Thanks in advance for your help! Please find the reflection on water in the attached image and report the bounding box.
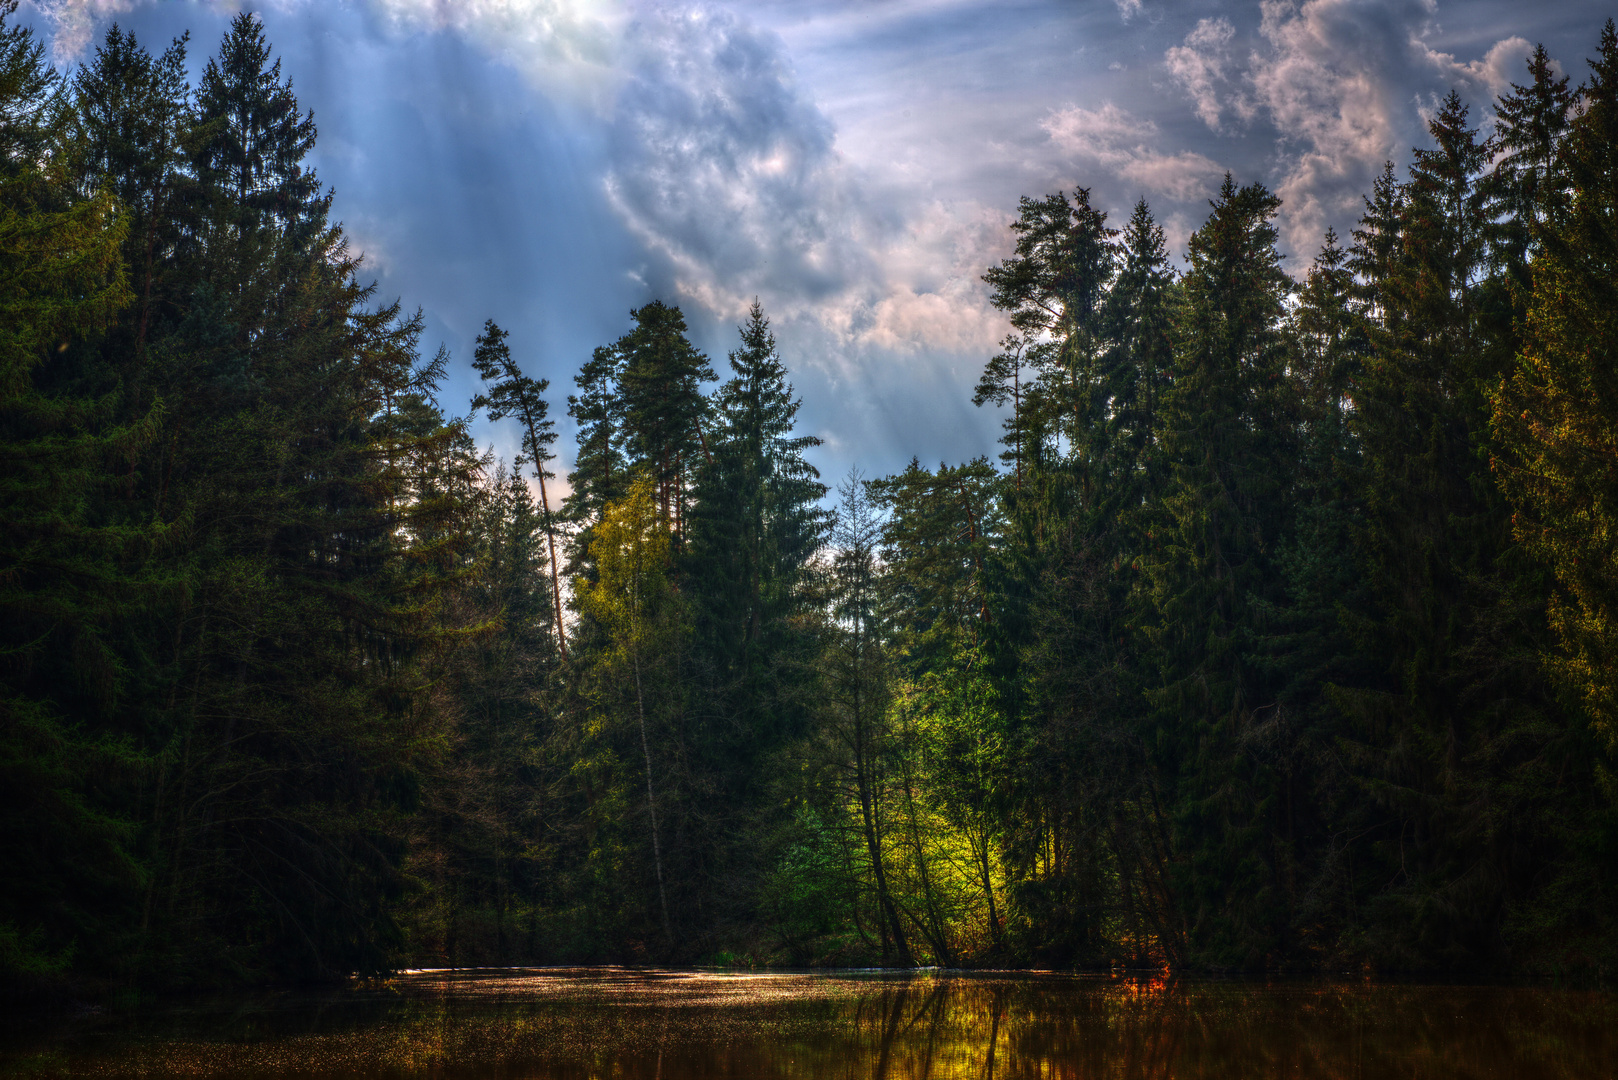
[2,968,1614,1078]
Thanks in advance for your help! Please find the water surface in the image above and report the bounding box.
[2,968,1613,1078]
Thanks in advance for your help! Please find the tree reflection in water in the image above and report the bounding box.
[2,969,1614,1078]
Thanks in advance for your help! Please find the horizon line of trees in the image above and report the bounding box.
[3,5,1617,993]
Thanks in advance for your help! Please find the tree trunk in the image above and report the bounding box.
[633,647,673,948]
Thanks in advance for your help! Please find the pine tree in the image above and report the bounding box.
[868,457,1002,674]
[973,334,1035,489]
[1348,162,1405,324]
[193,13,328,248]
[1096,199,1175,526]
[616,301,715,534]
[689,302,825,659]
[565,342,628,536]
[675,304,828,939]
[0,1,143,983]
[1142,175,1298,966]
[982,187,1117,475]
[1494,22,1618,778]
[1489,43,1575,286]
[471,319,566,660]
[121,15,484,982]
[69,25,193,361]
[1343,90,1562,968]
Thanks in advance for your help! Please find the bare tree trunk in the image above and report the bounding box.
[857,766,911,966]
[518,401,569,661]
[978,831,1003,948]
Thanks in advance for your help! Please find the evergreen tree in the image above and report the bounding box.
[0,2,142,984]
[575,478,687,950]
[119,15,484,983]
[818,470,912,964]
[1348,162,1405,324]
[973,334,1036,489]
[678,302,827,938]
[616,301,715,534]
[564,341,628,548]
[1095,199,1175,526]
[1494,22,1618,794]
[982,187,1116,474]
[868,457,1002,674]
[69,25,193,361]
[688,301,825,667]
[1343,90,1562,968]
[1489,43,1575,286]
[471,318,566,660]
[1142,176,1298,966]
[193,13,328,248]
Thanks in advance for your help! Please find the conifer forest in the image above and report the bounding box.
[5,5,1618,994]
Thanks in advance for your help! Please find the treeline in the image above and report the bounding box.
[2,3,1616,993]
[828,30,1618,972]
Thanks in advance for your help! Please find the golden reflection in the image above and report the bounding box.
[0,970,1614,1079]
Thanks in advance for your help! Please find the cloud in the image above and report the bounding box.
[1043,102,1226,202]
[25,0,137,60]
[606,9,851,303]
[1044,100,1156,147]
[1115,0,1142,20]
[368,0,623,105]
[603,7,1006,369]
[1194,0,1543,258]
[1420,30,1533,100]
[1164,16,1244,132]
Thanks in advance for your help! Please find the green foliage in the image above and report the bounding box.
[6,6,1618,990]
[471,318,565,659]
[616,301,716,531]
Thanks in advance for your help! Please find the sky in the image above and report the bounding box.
[17,0,1611,493]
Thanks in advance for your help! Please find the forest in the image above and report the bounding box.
[2,3,1617,995]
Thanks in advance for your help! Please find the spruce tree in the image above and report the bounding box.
[690,301,824,657]
[681,302,826,935]
[973,334,1035,489]
[69,25,193,360]
[193,13,328,248]
[1494,22,1618,779]
[1344,90,1562,968]
[0,2,143,982]
[616,301,715,534]
[1489,44,1575,286]
[1142,176,1298,966]
[1096,199,1174,526]
[564,342,627,537]
[868,457,1002,673]
[982,187,1116,476]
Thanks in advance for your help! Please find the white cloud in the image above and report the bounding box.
[368,0,624,105]
[1043,102,1226,202]
[1215,0,1540,258]
[1115,0,1143,20]
[25,0,137,60]
[1044,100,1157,148]
[1165,16,1242,132]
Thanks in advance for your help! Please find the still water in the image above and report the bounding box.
[2,968,1614,1078]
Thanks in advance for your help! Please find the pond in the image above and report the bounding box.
[2,968,1614,1078]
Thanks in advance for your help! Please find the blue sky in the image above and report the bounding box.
[19,0,1610,490]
